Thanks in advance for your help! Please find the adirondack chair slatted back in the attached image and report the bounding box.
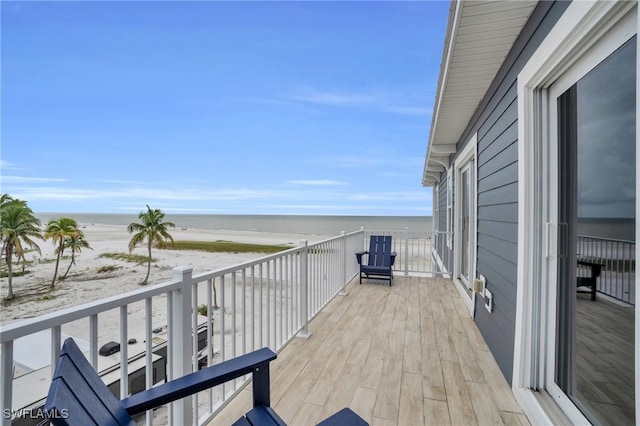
[355,235,396,286]
[45,339,136,425]
[369,236,393,267]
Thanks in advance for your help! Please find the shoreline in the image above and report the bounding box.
[0,223,332,324]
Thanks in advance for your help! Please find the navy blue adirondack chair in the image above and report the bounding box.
[44,338,367,426]
[356,236,397,286]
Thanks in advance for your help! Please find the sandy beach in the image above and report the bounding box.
[0,223,332,324]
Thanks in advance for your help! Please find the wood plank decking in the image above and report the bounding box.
[209,276,529,426]
[576,293,635,425]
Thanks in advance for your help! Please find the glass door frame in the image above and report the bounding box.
[512,2,638,424]
[453,133,477,315]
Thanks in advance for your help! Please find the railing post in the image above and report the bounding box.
[170,266,194,425]
[0,341,13,426]
[298,241,311,339]
[339,231,348,296]
[404,227,410,276]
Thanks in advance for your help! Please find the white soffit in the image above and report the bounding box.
[422,0,537,186]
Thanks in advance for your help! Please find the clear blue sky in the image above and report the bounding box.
[1,1,448,216]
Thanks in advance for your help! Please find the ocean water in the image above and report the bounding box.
[35,213,432,236]
[577,218,635,241]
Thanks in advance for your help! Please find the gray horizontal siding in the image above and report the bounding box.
[477,219,517,243]
[478,119,518,166]
[477,203,517,223]
[478,182,518,206]
[475,80,519,385]
[478,141,518,177]
[477,162,518,193]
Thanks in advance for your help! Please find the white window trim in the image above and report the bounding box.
[513,1,638,424]
[452,134,477,315]
[446,171,453,249]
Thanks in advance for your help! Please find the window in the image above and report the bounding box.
[447,172,453,248]
[453,134,477,308]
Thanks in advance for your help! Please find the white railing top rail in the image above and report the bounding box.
[577,234,635,244]
[0,279,182,343]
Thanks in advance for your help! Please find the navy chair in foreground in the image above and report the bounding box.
[45,338,367,426]
[355,235,397,286]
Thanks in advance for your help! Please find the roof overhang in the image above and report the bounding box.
[422,0,537,186]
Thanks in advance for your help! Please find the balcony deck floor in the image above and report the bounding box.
[210,276,529,426]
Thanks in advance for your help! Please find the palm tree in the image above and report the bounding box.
[0,197,42,299]
[128,205,175,285]
[0,193,16,209]
[45,217,80,287]
[61,234,92,279]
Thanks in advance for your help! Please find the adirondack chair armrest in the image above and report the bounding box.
[390,252,397,266]
[122,347,277,415]
[355,251,368,265]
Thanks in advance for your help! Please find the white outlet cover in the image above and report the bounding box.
[484,288,493,313]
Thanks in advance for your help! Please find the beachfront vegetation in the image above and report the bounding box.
[45,217,84,288]
[0,195,43,299]
[128,205,175,285]
[61,234,93,279]
[197,304,218,316]
[96,264,122,274]
[166,240,292,254]
[99,252,154,264]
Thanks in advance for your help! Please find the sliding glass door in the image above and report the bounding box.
[554,36,636,425]
[454,139,476,302]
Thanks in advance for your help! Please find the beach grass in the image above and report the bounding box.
[97,265,122,273]
[164,240,292,254]
[0,268,30,278]
[99,252,154,264]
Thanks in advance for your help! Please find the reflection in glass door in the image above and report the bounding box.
[555,36,636,425]
[461,167,470,283]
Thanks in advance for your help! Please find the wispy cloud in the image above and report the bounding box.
[275,86,431,117]
[347,191,427,202]
[114,205,227,213]
[11,186,293,202]
[2,175,67,184]
[288,87,376,107]
[0,160,17,170]
[333,155,424,169]
[286,179,347,186]
[386,106,433,116]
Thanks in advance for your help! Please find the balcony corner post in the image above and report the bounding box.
[0,341,13,426]
[298,241,312,339]
[170,266,194,425]
[339,231,348,296]
[404,227,410,276]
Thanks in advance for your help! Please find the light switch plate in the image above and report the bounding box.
[473,279,484,294]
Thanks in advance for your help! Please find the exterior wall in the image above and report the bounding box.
[474,82,519,384]
[446,0,571,384]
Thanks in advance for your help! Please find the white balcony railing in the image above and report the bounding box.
[577,235,636,304]
[363,228,432,275]
[0,229,367,426]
